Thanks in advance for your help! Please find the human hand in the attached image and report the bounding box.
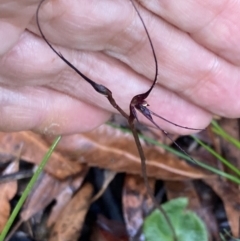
[0,0,239,135]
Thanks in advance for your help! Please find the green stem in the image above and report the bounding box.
[0,136,61,241]
[108,123,240,184]
[191,135,240,177]
[211,120,240,149]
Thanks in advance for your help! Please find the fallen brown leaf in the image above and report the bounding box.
[21,172,67,221]
[218,119,240,173]
[166,180,205,211]
[204,178,240,238]
[90,170,116,204]
[91,215,129,241]
[0,161,19,231]
[47,168,88,227]
[52,125,211,180]
[0,132,84,179]
[49,183,93,241]
[21,167,87,222]
[122,174,154,238]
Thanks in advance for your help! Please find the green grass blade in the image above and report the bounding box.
[140,133,240,184]
[107,123,240,184]
[0,135,61,241]
[211,120,240,149]
[191,135,240,177]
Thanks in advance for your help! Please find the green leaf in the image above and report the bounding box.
[143,197,208,241]
[0,136,61,241]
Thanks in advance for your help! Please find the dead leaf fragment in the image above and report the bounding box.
[0,161,19,231]
[0,132,84,179]
[21,172,68,221]
[166,180,203,212]
[218,119,240,173]
[122,174,154,238]
[204,178,240,238]
[47,168,88,227]
[90,170,116,204]
[53,125,211,180]
[21,167,87,222]
[49,183,93,241]
[92,215,129,241]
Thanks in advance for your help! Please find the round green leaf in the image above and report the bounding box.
[143,197,208,241]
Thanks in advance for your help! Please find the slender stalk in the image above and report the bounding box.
[129,122,177,240]
[211,120,240,149]
[0,136,61,241]
[192,135,240,177]
[108,123,240,184]
[36,0,177,238]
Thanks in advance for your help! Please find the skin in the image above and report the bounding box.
[0,0,240,135]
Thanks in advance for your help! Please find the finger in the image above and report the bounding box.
[29,0,133,51]
[0,85,110,135]
[103,3,240,118]
[29,0,240,118]
[0,0,39,55]
[1,31,211,134]
[138,0,240,65]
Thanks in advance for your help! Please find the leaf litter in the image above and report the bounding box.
[47,124,211,180]
[1,118,240,240]
[0,159,19,232]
